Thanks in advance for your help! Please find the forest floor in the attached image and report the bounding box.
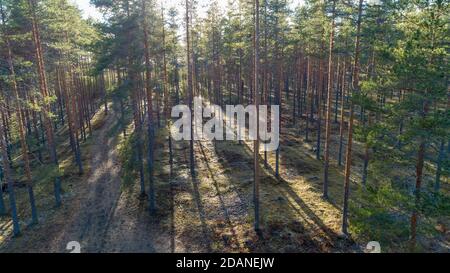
[0,106,173,252]
[0,99,448,253]
[0,103,358,252]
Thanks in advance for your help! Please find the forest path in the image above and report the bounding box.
[43,106,156,252]
[47,106,171,253]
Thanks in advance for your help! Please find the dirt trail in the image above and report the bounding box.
[44,109,124,252]
[46,109,170,253]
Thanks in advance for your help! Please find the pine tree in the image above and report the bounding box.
[28,0,62,207]
[323,0,337,200]
[1,1,38,223]
[253,0,261,232]
[342,0,364,236]
[0,99,20,236]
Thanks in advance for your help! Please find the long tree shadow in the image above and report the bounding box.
[259,137,345,212]
[165,138,213,252]
[197,140,243,250]
[190,174,213,252]
[242,139,354,242]
[212,140,350,252]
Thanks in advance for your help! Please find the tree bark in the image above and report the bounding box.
[0,106,20,236]
[323,0,336,200]
[342,0,364,235]
[253,0,260,232]
[186,0,195,176]
[29,0,62,206]
[142,0,155,214]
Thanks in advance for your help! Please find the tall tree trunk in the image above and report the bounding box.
[316,57,324,160]
[29,94,43,162]
[334,57,340,123]
[410,101,429,251]
[338,58,347,166]
[1,2,38,223]
[0,107,20,236]
[161,7,173,178]
[342,0,364,235]
[253,0,260,232]
[8,70,38,220]
[0,92,6,216]
[62,64,83,175]
[29,0,62,206]
[410,138,426,251]
[1,106,12,166]
[125,0,145,197]
[186,0,195,176]
[362,114,371,186]
[142,0,155,214]
[116,65,127,138]
[323,0,336,200]
[435,96,449,193]
[305,57,311,142]
[263,0,268,167]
